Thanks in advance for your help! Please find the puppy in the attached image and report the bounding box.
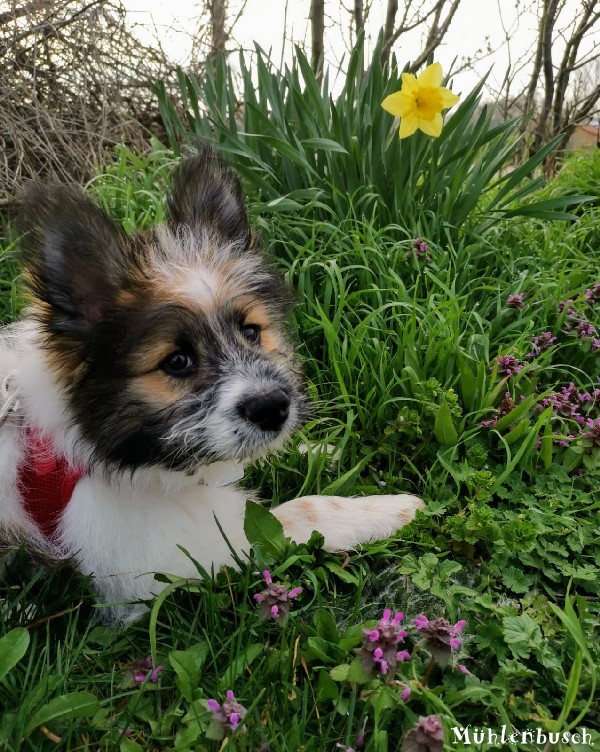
[0,147,424,621]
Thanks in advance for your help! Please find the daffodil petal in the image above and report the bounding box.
[399,114,419,139]
[417,62,442,88]
[439,88,460,109]
[400,72,418,93]
[393,92,416,117]
[382,91,413,117]
[418,113,443,138]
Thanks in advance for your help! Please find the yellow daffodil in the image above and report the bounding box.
[381,62,460,139]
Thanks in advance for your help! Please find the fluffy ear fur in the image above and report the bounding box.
[19,185,128,338]
[167,144,251,246]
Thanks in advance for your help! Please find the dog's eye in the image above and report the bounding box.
[161,351,196,376]
[242,324,261,345]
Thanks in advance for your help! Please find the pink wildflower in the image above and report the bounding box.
[129,656,163,685]
[577,321,597,339]
[401,715,444,752]
[207,690,247,738]
[507,293,525,309]
[412,238,431,263]
[413,615,467,665]
[253,570,302,624]
[527,331,557,358]
[358,608,409,678]
[582,418,600,449]
[492,355,523,378]
[584,283,600,304]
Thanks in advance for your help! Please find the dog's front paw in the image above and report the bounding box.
[271,493,424,551]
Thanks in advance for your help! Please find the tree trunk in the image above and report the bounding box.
[531,0,560,154]
[210,0,227,60]
[310,0,325,83]
[353,0,364,38]
[381,0,398,67]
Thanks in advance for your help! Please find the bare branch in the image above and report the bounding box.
[407,0,461,73]
[0,0,106,57]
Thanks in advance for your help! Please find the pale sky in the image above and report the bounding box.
[123,0,584,100]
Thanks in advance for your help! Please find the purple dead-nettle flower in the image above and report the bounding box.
[358,609,410,678]
[582,418,600,449]
[558,297,579,318]
[492,355,523,378]
[400,682,412,701]
[539,382,599,426]
[584,283,600,304]
[412,238,432,263]
[456,664,473,676]
[413,615,467,666]
[577,321,597,339]
[253,570,302,624]
[480,392,513,429]
[527,331,557,357]
[507,293,525,309]
[592,338,600,352]
[401,715,445,752]
[130,656,163,684]
[207,690,247,736]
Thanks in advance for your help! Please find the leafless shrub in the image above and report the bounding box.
[0,0,175,205]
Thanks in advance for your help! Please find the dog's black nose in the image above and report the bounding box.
[238,390,290,432]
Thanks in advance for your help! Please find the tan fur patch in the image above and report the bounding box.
[129,341,183,374]
[131,372,189,406]
[395,508,414,525]
[297,498,318,525]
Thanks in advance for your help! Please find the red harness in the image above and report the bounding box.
[18,429,86,539]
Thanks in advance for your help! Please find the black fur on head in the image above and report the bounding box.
[19,185,130,341]
[19,147,307,473]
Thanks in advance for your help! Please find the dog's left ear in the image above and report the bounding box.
[19,185,128,338]
[167,145,252,247]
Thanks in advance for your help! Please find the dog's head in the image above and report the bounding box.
[20,147,307,472]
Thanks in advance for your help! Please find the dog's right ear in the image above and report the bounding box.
[167,145,251,247]
[19,185,128,338]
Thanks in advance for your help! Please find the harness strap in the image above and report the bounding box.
[17,429,86,540]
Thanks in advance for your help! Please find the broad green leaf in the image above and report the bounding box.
[169,642,209,702]
[434,400,458,446]
[244,500,287,557]
[329,664,350,682]
[502,615,540,660]
[306,637,345,665]
[25,692,100,735]
[0,628,29,680]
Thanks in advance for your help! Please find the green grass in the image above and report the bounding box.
[1,116,600,752]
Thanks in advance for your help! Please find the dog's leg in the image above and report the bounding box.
[271,494,424,551]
